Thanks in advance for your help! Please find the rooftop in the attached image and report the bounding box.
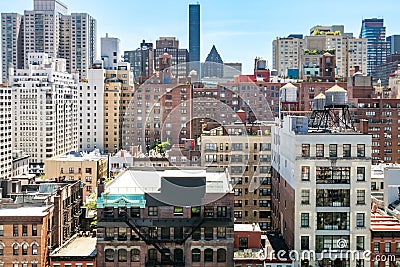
[234,223,261,232]
[105,167,232,195]
[51,236,97,257]
[0,205,52,217]
[48,150,105,162]
[371,210,400,231]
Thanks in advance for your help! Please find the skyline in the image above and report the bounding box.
[1,0,399,73]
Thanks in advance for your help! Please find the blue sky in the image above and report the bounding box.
[1,0,399,73]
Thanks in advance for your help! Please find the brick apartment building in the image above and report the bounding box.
[370,208,400,266]
[96,167,234,267]
[0,204,54,267]
[200,122,273,231]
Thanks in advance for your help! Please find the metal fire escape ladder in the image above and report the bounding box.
[125,218,177,266]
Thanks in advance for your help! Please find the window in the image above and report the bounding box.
[357,167,365,181]
[357,190,365,205]
[22,243,28,255]
[13,225,18,236]
[0,225,3,236]
[192,248,201,262]
[174,248,184,263]
[356,213,365,227]
[301,213,309,227]
[374,242,379,253]
[32,224,37,236]
[204,227,213,240]
[357,144,365,157]
[317,212,349,230]
[22,225,28,236]
[131,249,140,262]
[217,248,226,262]
[161,227,170,239]
[174,206,183,216]
[105,249,114,262]
[302,144,310,157]
[356,236,365,250]
[204,248,213,262]
[118,227,127,240]
[301,190,310,204]
[148,206,158,216]
[385,242,391,253]
[32,244,38,255]
[205,143,217,151]
[204,206,214,217]
[118,249,127,262]
[0,244,3,255]
[316,144,324,157]
[301,236,309,250]
[13,243,19,255]
[148,249,157,260]
[343,144,351,157]
[174,227,183,239]
[217,206,227,217]
[239,237,248,249]
[105,227,114,240]
[329,144,337,157]
[192,228,201,240]
[232,143,243,151]
[301,166,310,181]
[316,167,350,184]
[217,227,226,238]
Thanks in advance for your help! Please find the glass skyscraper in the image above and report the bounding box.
[360,18,389,80]
[189,3,200,75]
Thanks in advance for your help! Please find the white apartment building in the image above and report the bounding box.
[11,52,78,172]
[271,116,371,266]
[101,33,121,70]
[0,87,13,180]
[1,0,96,82]
[77,60,105,152]
[273,36,304,77]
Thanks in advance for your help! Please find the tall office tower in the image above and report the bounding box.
[188,3,200,75]
[0,87,12,180]
[272,35,304,78]
[1,0,96,82]
[77,60,105,152]
[360,18,389,80]
[271,86,371,266]
[101,33,121,70]
[200,122,273,231]
[387,35,400,55]
[203,45,223,78]
[154,37,189,78]
[11,53,78,173]
[124,40,154,83]
[1,13,24,82]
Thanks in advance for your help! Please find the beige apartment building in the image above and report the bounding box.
[44,151,107,202]
[103,62,135,154]
[200,122,273,231]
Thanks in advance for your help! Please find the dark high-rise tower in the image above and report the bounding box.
[189,3,200,74]
[360,18,389,80]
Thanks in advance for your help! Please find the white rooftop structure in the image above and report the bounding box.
[105,168,232,195]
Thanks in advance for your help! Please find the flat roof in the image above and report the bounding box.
[51,236,96,257]
[234,223,262,232]
[0,205,51,217]
[106,167,232,195]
